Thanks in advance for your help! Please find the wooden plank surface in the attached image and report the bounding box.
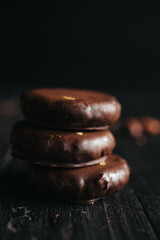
[0,89,160,240]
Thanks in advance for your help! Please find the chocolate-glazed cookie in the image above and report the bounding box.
[20,88,121,129]
[11,121,116,167]
[25,154,130,204]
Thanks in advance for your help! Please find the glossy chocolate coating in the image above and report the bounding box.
[25,154,130,204]
[11,121,116,165]
[20,88,121,129]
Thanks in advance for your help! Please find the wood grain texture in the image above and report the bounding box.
[0,90,160,240]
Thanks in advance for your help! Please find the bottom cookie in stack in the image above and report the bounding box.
[25,155,130,204]
[10,121,130,204]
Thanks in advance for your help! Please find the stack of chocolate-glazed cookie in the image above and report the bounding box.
[10,89,130,204]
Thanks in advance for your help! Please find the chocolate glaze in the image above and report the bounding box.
[25,154,130,204]
[41,125,109,131]
[16,153,108,168]
[11,121,116,165]
[20,88,121,129]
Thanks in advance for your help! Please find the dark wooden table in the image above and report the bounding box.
[0,87,160,240]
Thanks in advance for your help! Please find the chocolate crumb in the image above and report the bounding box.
[141,117,160,136]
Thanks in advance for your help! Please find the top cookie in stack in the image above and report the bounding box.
[20,88,121,130]
[10,88,130,204]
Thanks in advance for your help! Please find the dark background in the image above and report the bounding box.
[1,1,160,91]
